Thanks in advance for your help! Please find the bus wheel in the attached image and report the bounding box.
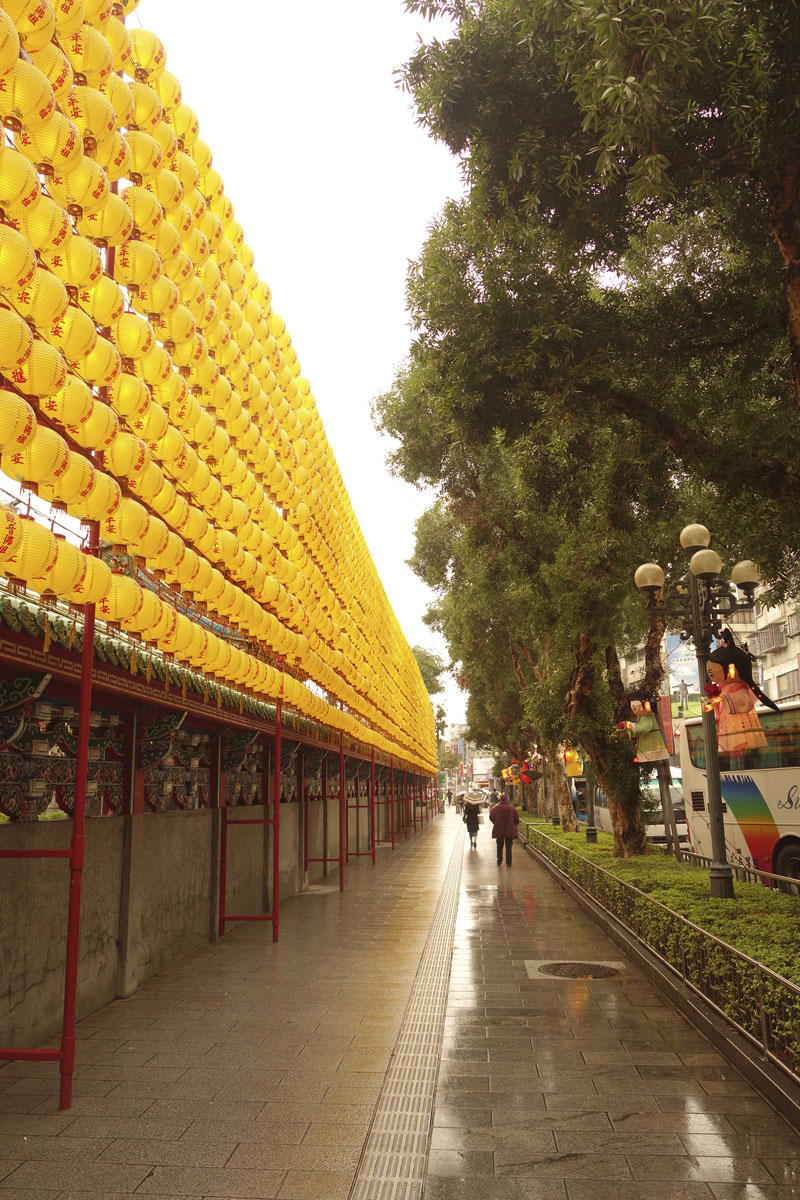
[774,841,800,893]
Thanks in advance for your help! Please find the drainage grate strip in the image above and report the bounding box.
[349,832,463,1200]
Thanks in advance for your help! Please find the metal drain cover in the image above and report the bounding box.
[539,961,618,979]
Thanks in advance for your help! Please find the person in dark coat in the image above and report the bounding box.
[490,792,520,865]
[463,800,481,848]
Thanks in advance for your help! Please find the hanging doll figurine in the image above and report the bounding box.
[706,629,779,756]
[630,698,670,762]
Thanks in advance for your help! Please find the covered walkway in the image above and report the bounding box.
[1,808,799,1199]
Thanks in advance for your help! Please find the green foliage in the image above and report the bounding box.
[412,645,447,695]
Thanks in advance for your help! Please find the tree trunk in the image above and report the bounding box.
[584,731,646,856]
[554,761,578,832]
[769,164,800,405]
[565,632,647,855]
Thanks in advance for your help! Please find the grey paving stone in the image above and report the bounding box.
[626,1154,776,1183]
[565,1184,714,1200]
[134,1166,284,1196]
[276,1169,353,1199]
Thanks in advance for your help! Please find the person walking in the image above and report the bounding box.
[490,792,519,865]
[463,799,481,848]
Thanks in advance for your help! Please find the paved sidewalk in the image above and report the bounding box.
[1,808,799,1199]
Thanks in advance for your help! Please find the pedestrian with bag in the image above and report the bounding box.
[463,798,481,848]
[490,792,519,865]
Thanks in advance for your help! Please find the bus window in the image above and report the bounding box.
[685,709,800,771]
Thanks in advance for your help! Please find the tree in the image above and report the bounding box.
[412,645,447,695]
[399,0,800,576]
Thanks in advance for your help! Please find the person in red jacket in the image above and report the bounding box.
[490,792,519,865]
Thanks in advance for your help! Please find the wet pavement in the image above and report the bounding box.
[1,807,799,1198]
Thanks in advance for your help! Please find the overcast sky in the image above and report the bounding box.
[134,0,468,727]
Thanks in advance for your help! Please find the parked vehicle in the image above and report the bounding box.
[679,702,800,880]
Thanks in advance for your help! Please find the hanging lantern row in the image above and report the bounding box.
[0,0,435,769]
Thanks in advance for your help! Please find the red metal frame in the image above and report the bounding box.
[376,754,395,849]
[338,731,344,891]
[0,522,99,1109]
[304,750,343,883]
[345,755,374,861]
[218,700,281,943]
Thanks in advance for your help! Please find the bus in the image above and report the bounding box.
[679,702,800,880]
[580,772,688,847]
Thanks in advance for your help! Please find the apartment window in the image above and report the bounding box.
[776,669,800,699]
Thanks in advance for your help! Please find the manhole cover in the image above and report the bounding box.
[538,961,619,979]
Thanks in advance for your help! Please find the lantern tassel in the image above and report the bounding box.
[130,645,137,676]
[203,678,209,704]
[146,654,152,683]
[42,613,50,655]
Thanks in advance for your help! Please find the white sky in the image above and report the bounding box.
[134,0,468,726]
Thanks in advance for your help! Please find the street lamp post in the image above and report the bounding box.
[635,524,761,901]
[585,776,598,844]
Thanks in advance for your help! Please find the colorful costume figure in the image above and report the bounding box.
[631,699,669,762]
[706,632,778,756]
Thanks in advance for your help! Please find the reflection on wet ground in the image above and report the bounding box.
[430,815,800,1199]
[0,808,798,1199]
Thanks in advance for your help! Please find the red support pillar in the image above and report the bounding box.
[389,755,396,850]
[370,747,376,865]
[59,521,98,1110]
[413,773,417,833]
[338,731,345,892]
[272,701,281,943]
[300,750,308,875]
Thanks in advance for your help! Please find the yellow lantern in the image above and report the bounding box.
[0,504,22,564]
[171,102,199,147]
[10,339,67,398]
[129,28,166,79]
[144,166,182,215]
[151,117,177,166]
[133,513,169,559]
[107,371,150,419]
[71,466,121,521]
[133,272,179,317]
[154,530,184,572]
[97,572,143,623]
[0,143,41,216]
[133,400,168,442]
[0,309,33,373]
[145,218,181,264]
[75,273,124,326]
[38,375,95,438]
[0,516,57,579]
[128,78,162,129]
[100,496,148,546]
[48,157,109,217]
[82,0,112,28]
[67,397,118,449]
[0,9,20,75]
[162,248,193,288]
[90,128,131,183]
[63,553,111,605]
[149,422,184,465]
[43,304,98,365]
[125,128,162,183]
[53,0,84,37]
[127,456,164,505]
[2,422,68,484]
[0,389,36,452]
[76,190,134,247]
[79,333,120,387]
[113,238,162,289]
[62,84,115,146]
[39,448,95,505]
[41,231,102,290]
[61,23,112,90]
[28,535,85,596]
[121,586,162,636]
[160,488,187,530]
[121,183,162,235]
[0,225,36,296]
[19,198,68,261]
[132,342,172,386]
[104,12,132,73]
[17,112,83,185]
[111,310,155,359]
[153,68,181,113]
[4,0,55,53]
[104,430,150,481]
